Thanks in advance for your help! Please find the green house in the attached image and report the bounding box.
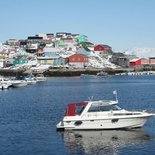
[13,58,28,65]
[17,49,27,56]
[77,35,87,43]
[56,40,65,47]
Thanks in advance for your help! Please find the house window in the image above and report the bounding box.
[78,58,80,61]
[72,58,75,61]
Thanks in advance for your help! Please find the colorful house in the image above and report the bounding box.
[130,58,142,66]
[43,47,60,57]
[37,56,66,66]
[13,57,29,65]
[141,58,150,65]
[149,57,155,65]
[38,39,52,46]
[17,49,27,56]
[61,38,76,46]
[77,35,88,43]
[67,54,89,68]
[94,44,112,56]
[78,49,94,56]
[56,40,65,47]
[0,55,6,68]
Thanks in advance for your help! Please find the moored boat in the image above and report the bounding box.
[11,80,27,87]
[96,71,108,77]
[57,91,155,131]
[0,83,2,89]
[25,75,37,84]
[35,74,46,82]
[0,77,12,89]
[2,83,11,89]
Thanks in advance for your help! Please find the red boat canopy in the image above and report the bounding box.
[65,102,88,116]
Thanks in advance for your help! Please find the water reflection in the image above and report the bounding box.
[60,129,150,155]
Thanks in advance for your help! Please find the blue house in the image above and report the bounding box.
[78,49,94,56]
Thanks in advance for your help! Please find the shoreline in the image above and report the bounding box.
[0,68,134,77]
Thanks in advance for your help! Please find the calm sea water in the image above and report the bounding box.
[0,75,155,155]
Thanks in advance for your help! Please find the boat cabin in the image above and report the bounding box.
[65,102,88,116]
[64,100,121,116]
[88,101,121,112]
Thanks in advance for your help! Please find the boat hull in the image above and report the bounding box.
[2,83,11,89]
[57,115,151,130]
[12,81,27,87]
[26,80,37,85]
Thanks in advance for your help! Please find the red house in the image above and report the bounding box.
[149,57,155,65]
[67,54,89,68]
[94,44,112,51]
[94,44,112,56]
[130,58,142,66]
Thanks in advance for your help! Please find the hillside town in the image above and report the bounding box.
[0,32,155,75]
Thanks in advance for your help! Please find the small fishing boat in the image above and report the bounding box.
[57,91,155,130]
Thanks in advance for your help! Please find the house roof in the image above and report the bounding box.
[94,44,111,48]
[39,39,51,43]
[69,53,89,58]
[37,56,60,60]
[43,47,60,52]
[61,38,73,40]
[130,58,141,62]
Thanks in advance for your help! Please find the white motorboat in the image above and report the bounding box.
[2,83,11,89]
[25,76,37,85]
[11,80,28,87]
[26,79,37,85]
[0,83,2,89]
[57,91,154,130]
[0,77,12,89]
[96,71,108,77]
[35,74,46,82]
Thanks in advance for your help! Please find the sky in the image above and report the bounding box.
[0,0,155,50]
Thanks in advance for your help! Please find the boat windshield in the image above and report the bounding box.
[65,102,87,116]
[88,104,121,112]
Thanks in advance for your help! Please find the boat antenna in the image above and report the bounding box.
[88,96,93,101]
[113,90,118,102]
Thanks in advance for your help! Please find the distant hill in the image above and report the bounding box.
[123,47,155,58]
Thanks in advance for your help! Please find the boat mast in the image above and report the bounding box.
[88,96,93,101]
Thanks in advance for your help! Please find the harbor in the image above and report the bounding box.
[1,0,155,154]
[0,76,155,155]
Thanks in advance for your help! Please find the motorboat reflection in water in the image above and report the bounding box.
[61,129,150,154]
[57,91,155,130]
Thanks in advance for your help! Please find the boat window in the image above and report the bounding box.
[76,106,85,115]
[88,105,121,112]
